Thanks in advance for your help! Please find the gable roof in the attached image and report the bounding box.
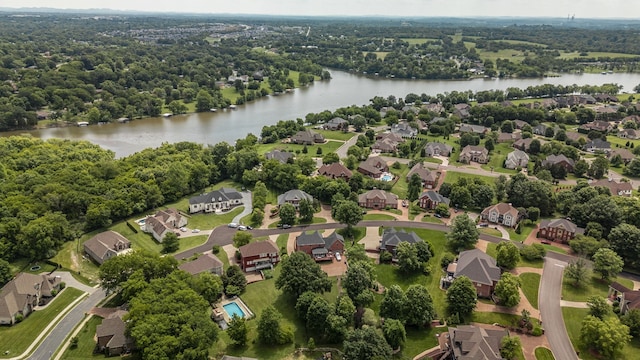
[448,325,507,360]
[506,150,529,163]
[584,138,611,150]
[358,157,388,176]
[178,253,223,275]
[541,154,574,168]
[459,124,488,134]
[481,203,519,220]
[96,313,134,351]
[419,190,450,205]
[380,228,422,248]
[277,189,313,205]
[358,189,398,205]
[590,178,633,195]
[296,231,344,249]
[189,187,242,205]
[292,129,324,143]
[539,219,584,235]
[265,150,294,164]
[407,163,436,182]
[460,145,488,158]
[424,142,453,156]
[0,273,61,320]
[454,249,501,286]
[239,240,279,258]
[84,231,131,261]
[318,162,353,179]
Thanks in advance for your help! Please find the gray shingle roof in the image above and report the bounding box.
[454,249,501,286]
[277,189,313,205]
[380,228,422,248]
[189,187,242,205]
[419,190,450,205]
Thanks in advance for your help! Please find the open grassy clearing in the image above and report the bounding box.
[477,49,527,63]
[400,38,440,44]
[312,129,356,141]
[0,288,85,359]
[390,163,410,199]
[480,142,518,175]
[607,134,640,149]
[443,170,497,186]
[479,227,502,237]
[562,274,633,302]
[255,140,343,157]
[422,214,444,224]
[558,51,640,59]
[491,39,548,48]
[506,224,535,243]
[534,347,555,360]
[519,273,540,309]
[363,213,396,221]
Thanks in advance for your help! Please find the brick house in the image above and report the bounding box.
[96,313,136,356]
[423,142,453,157]
[407,163,438,188]
[541,154,575,173]
[358,189,398,209]
[418,190,450,210]
[537,218,584,244]
[239,240,280,272]
[449,249,501,298]
[318,162,353,180]
[357,157,389,178]
[480,203,520,228]
[295,231,344,261]
[379,228,422,255]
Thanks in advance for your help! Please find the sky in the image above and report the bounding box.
[2,0,638,19]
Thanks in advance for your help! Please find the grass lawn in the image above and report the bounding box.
[480,142,518,175]
[479,227,502,237]
[51,242,100,286]
[422,214,444,224]
[562,307,640,360]
[313,129,356,141]
[372,51,389,60]
[363,213,396,221]
[562,275,633,302]
[443,171,497,186]
[60,316,111,360]
[478,49,527,63]
[400,38,440,45]
[424,157,443,164]
[390,163,410,199]
[175,235,209,253]
[534,347,555,360]
[607,135,640,149]
[401,326,449,359]
[276,233,289,253]
[540,243,567,255]
[255,140,342,157]
[519,273,541,309]
[471,311,522,327]
[486,243,543,268]
[507,224,536,243]
[558,51,640,60]
[0,288,85,358]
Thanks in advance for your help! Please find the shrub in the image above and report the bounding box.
[308,337,316,350]
[212,245,221,254]
[520,244,546,261]
[531,326,543,336]
[235,250,241,260]
[441,252,456,268]
[380,251,393,263]
[59,282,66,290]
[15,314,24,323]
[70,336,79,348]
[422,262,432,275]
[225,285,241,297]
[51,289,58,297]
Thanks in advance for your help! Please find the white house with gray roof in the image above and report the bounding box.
[424,142,453,157]
[189,188,243,214]
[277,189,313,209]
[504,150,529,169]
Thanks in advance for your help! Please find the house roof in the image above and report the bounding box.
[506,150,529,163]
[277,189,313,205]
[608,148,635,161]
[423,142,453,155]
[481,203,519,220]
[96,313,134,350]
[407,163,436,182]
[541,154,575,168]
[380,228,422,248]
[497,132,521,142]
[460,145,488,158]
[318,162,353,179]
[178,253,223,275]
[454,249,501,286]
[539,219,583,234]
[358,157,388,176]
[373,137,399,152]
[296,231,344,249]
[419,190,450,205]
[0,273,61,320]
[358,189,398,205]
[459,124,488,134]
[189,187,242,205]
[584,138,611,150]
[292,129,324,143]
[448,325,507,360]
[239,240,279,258]
[590,179,633,195]
[265,150,294,164]
[84,231,131,260]
[327,117,347,126]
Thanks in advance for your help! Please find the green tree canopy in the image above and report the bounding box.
[446,276,477,319]
[494,273,521,307]
[496,241,520,270]
[276,251,331,299]
[446,215,479,252]
[592,247,624,281]
[343,327,393,360]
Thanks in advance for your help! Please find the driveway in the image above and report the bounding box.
[335,134,359,159]
[232,191,253,224]
[539,257,578,360]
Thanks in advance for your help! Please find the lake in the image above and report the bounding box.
[4,70,640,158]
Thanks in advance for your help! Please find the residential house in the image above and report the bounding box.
[609,282,640,315]
[239,240,280,272]
[537,219,584,244]
[379,228,422,255]
[579,121,612,133]
[565,131,586,143]
[439,325,508,360]
[143,209,187,243]
[618,128,640,140]
[358,157,389,178]
[450,249,501,297]
[453,103,471,118]
[189,188,243,214]
[178,253,224,276]
[459,145,489,164]
[541,98,558,109]
[608,148,635,164]
[407,163,438,188]
[481,203,520,227]
[622,114,640,125]
[423,103,444,114]
[533,124,548,135]
[277,189,314,208]
[265,150,294,164]
[376,132,405,143]
[459,124,489,135]
[541,154,575,172]
[504,150,529,169]
[358,189,398,209]
[96,313,136,356]
[418,190,450,210]
[595,94,619,103]
[583,138,611,153]
[323,117,348,131]
[318,162,353,180]
[0,273,62,325]
[497,132,521,143]
[424,142,453,157]
[595,106,618,120]
[391,122,418,138]
[84,231,131,265]
[372,137,401,153]
[291,129,325,145]
[295,231,344,261]
[590,179,633,197]
[512,138,536,152]
[513,120,528,129]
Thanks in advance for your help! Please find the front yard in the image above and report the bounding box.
[562,274,633,302]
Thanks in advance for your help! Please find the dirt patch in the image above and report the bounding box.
[70,251,80,271]
[320,258,347,277]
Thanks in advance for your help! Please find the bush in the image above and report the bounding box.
[380,251,393,263]
[70,336,79,348]
[308,337,316,350]
[15,314,24,323]
[278,325,294,345]
[59,282,66,290]
[363,308,378,327]
[235,250,241,260]
[225,285,241,297]
[531,326,543,336]
[422,262,432,275]
[441,252,456,268]
[520,244,546,261]
[212,245,221,254]
[51,289,58,297]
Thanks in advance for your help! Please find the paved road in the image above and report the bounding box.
[539,257,578,360]
[335,133,359,159]
[27,288,107,360]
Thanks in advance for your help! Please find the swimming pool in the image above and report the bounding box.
[223,302,246,318]
[380,173,393,181]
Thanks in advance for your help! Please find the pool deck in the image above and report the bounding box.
[214,296,254,324]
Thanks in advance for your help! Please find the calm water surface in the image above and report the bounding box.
[5,70,640,157]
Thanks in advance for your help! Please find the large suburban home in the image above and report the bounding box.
[372,137,401,153]
[504,150,529,169]
[143,208,187,242]
[513,138,546,152]
[537,218,584,244]
[609,282,640,315]
[618,128,640,140]
[295,231,345,261]
[96,312,136,356]
[459,124,489,135]
[418,190,450,210]
[189,187,243,214]
[0,273,62,325]
[357,157,389,178]
[84,231,131,265]
[583,138,611,153]
[497,132,521,143]
[291,129,325,145]
[424,142,453,157]
[459,145,489,164]
[579,120,612,133]
[265,149,294,164]
[323,117,348,131]
[453,103,471,118]
[277,189,314,208]
[533,124,548,135]
[358,189,398,209]
[448,249,501,297]
[318,162,353,180]
[541,154,575,172]
[239,240,280,272]
[513,120,528,129]
[429,325,508,360]
[590,178,633,197]
[608,148,636,164]
[178,253,224,276]
[379,228,422,255]
[407,163,438,188]
[481,203,520,227]
[391,122,418,138]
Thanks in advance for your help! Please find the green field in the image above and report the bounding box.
[313,129,357,141]
[255,139,343,156]
[477,49,527,63]
[491,39,548,48]
[422,214,444,224]
[443,171,497,186]
[486,242,543,269]
[534,347,555,360]
[363,213,396,221]
[479,227,502,237]
[558,51,640,60]
[400,38,440,45]
[480,142,519,175]
[562,275,633,302]
[0,288,85,359]
[519,273,541,309]
[389,163,410,199]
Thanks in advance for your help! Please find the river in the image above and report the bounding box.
[4,70,640,158]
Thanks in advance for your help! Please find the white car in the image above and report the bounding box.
[180,227,187,232]
[228,223,238,228]
[335,252,342,261]
[192,229,200,233]
[237,225,247,231]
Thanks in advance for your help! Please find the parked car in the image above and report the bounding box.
[282,224,292,229]
[335,252,342,261]
[192,229,200,233]
[402,200,408,207]
[228,223,238,228]
[238,225,247,231]
[246,225,253,230]
[434,213,442,218]
[479,223,489,227]
[180,227,187,232]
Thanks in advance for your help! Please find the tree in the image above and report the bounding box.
[0,259,11,287]
[322,152,340,164]
[587,296,611,320]
[621,309,640,337]
[404,284,435,327]
[608,223,640,268]
[276,251,331,299]
[192,272,223,304]
[414,240,432,263]
[588,156,609,179]
[343,262,374,307]
[592,248,624,281]
[435,203,450,217]
[496,241,520,270]
[494,273,521,307]
[222,265,247,296]
[380,285,408,322]
[519,243,546,261]
[449,186,472,209]
[447,276,477,319]
[298,198,314,223]
[569,235,608,258]
[99,251,178,293]
[484,138,495,152]
[407,173,422,202]
[500,335,522,360]
[332,200,363,238]
[529,139,541,154]
[447,215,479,252]
[335,295,356,326]
[573,159,589,177]
[472,184,494,209]
[306,296,332,335]
[195,90,213,112]
[382,318,406,350]
[227,314,248,346]
[343,327,393,360]
[565,258,590,288]
[279,203,297,226]
[581,315,630,358]
[257,305,293,345]
[233,231,252,248]
[397,242,421,273]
